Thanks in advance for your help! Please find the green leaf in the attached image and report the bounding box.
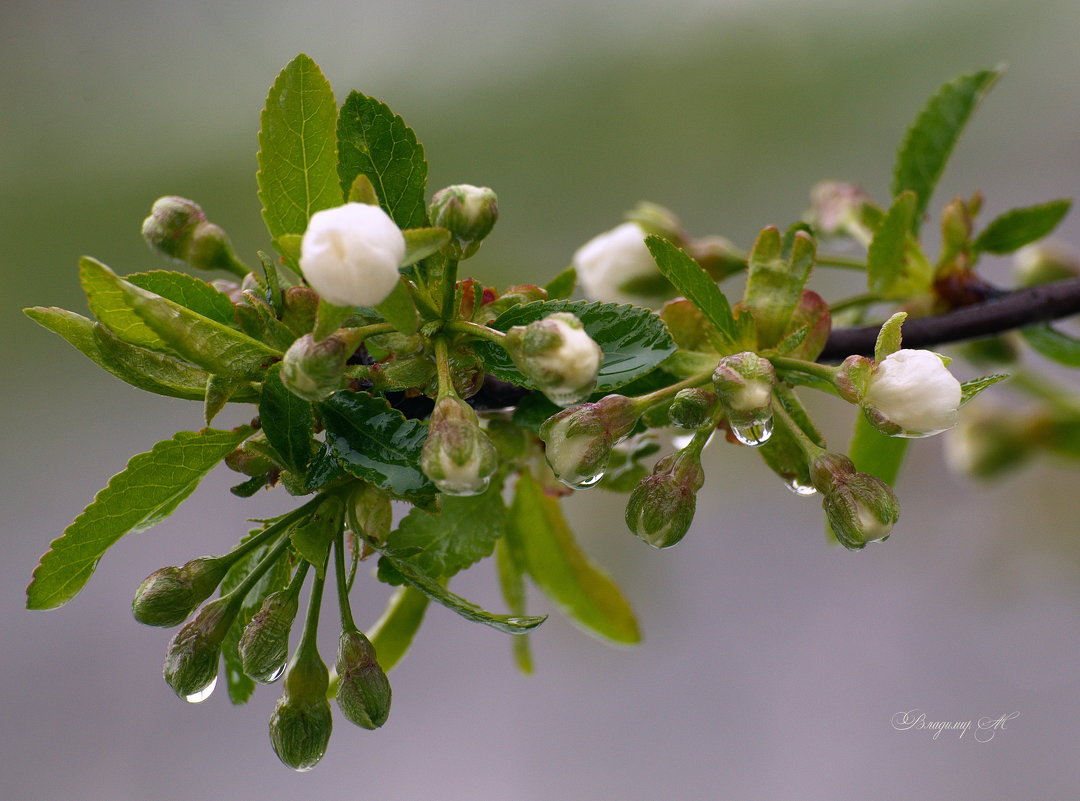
[257,54,341,243]
[312,298,353,341]
[744,227,816,348]
[259,368,313,474]
[867,192,924,298]
[366,585,430,673]
[645,236,737,350]
[290,496,344,577]
[127,271,238,327]
[506,469,641,645]
[760,387,825,493]
[347,173,380,205]
[26,426,253,610]
[495,538,533,674]
[370,542,546,635]
[892,67,1003,230]
[377,483,506,585]
[204,375,244,424]
[874,311,908,363]
[959,373,1008,406]
[544,266,577,300]
[974,199,1072,254]
[303,442,348,493]
[320,391,435,497]
[80,257,173,353]
[1021,324,1080,367]
[848,413,908,486]
[474,299,676,393]
[337,91,429,230]
[659,298,720,352]
[374,278,419,335]
[401,227,450,267]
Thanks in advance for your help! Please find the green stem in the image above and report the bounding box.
[829,292,882,314]
[333,530,358,634]
[297,569,326,654]
[406,279,442,320]
[337,322,397,349]
[440,258,460,320]
[768,355,839,385]
[442,319,507,345]
[633,370,714,410]
[433,336,456,400]
[220,493,325,583]
[772,396,826,460]
[816,253,868,270]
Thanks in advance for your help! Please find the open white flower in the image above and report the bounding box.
[862,349,961,438]
[300,203,405,307]
[572,222,662,305]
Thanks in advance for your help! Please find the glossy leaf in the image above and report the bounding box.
[320,391,435,496]
[474,299,675,393]
[1021,324,1080,367]
[366,585,430,673]
[259,368,313,474]
[377,484,506,586]
[26,426,253,610]
[874,312,908,363]
[303,442,348,493]
[867,192,923,298]
[257,53,341,242]
[646,236,736,351]
[960,373,1009,406]
[495,538,533,674]
[337,91,429,230]
[506,469,641,645]
[892,67,1003,230]
[974,199,1072,254]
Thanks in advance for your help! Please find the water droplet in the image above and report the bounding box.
[731,417,774,447]
[785,478,818,496]
[266,663,286,683]
[184,675,217,704]
[670,432,695,450]
[434,473,492,497]
[560,472,604,490]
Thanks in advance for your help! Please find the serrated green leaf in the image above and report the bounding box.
[127,271,238,327]
[867,192,924,298]
[974,199,1072,254]
[474,299,675,393]
[290,496,343,577]
[848,413,908,486]
[80,257,173,352]
[744,227,816,348]
[82,259,280,378]
[377,483,506,586]
[959,373,1009,405]
[257,54,341,243]
[259,368,313,474]
[892,67,1003,230]
[506,469,640,645]
[1021,324,1080,367]
[303,442,348,493]
[494,538,533,674]
[26,426,253,610]
[544,266,577,300]
[337,91,428,230]
[645,236,736,351]
[204,375,244,424]
[874,312,908,363]
[366,585,430,673]
[320,391,435,496]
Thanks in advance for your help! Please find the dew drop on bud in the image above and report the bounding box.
[560,471,605,490]
[731,418,774,447]
[184,675,218,704]
[785,478,818,496]
[266,663,287,683]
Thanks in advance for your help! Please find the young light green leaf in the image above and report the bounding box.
[645,236,736,351]
[320,391,435,497]
[495,538,533,674]
[204,375,246,424]
[337,91,429,230]
[290,496,344,577]
[873,312,908,364]
[545,265,577,300]
[744,227,816,348]
[402,227,450,267]
[348,173,380,205]
[366,585,430,673]
[377,484,506,585]
[973,199,1072,254]
[80,257,175,352]
[867,192,924,298]
[259,368,313,474]
[373,278,419,335]
[959,373,1009,406]
[848,413,908,486]
[127,271,238,327]
[257,53,341,243]
[1021,324,1080,367]
[506,469,641,645]
[892,67,1003,230]
[26,426,253,610]
[474,299,675,393]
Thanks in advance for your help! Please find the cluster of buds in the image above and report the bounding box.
[142,196,248,277]
[810,452,900,551]
[131,556,230,627]
[624,444,707,549]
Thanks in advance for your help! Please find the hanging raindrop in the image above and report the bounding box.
[731,417,774,447]
[184,675,218,704]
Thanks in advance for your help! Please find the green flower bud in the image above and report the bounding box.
[239,589,301,683]
[420,396,499,496]
[162,597,236,699]
[810,452,899,551]
[269,648,332,772]
[335,629,391,730]
[224,441,276,477]
[504,312,603,407]
[280,334,352,402]
[834,355,873,404]
[538,394,640,489]
[624,448,706,548]
[141,196,246,276]
[133,556,229,627]
[281,286,320,336]
[668,388,719,430]
[428,184,499,259]
[712,352,777,447]
[369,354,437,392]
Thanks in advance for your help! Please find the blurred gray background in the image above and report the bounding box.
[4,0,1080,798]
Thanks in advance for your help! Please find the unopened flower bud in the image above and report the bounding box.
[224,441,276,477]
[133,556,229,627]
[572,221,669,306]
[349,484,392,543]
[668,388,719,429]
[428,184,499,259]
[940,196,974,260]
[504,312,602,406]
[420,396,499,496]
[281,334,352,402]
[539,394,640,489]
[142,196,246,275]
[834,354,873,404]
[369,354,437,392]
[299,202,405,307]
[281,286,320,336]
[162,597,236,699]
[862,349,961,438]
[810,452,899,551]
[624,448,706,548]
[239,589,301,683]
[712,352,777,446]
[269,648,332,772]
[335,629,391,729]
[1014,241,1080,287]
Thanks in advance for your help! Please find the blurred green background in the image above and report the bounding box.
[4,1,1080,799]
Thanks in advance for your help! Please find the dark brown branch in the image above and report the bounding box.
[819,277,1080,361]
